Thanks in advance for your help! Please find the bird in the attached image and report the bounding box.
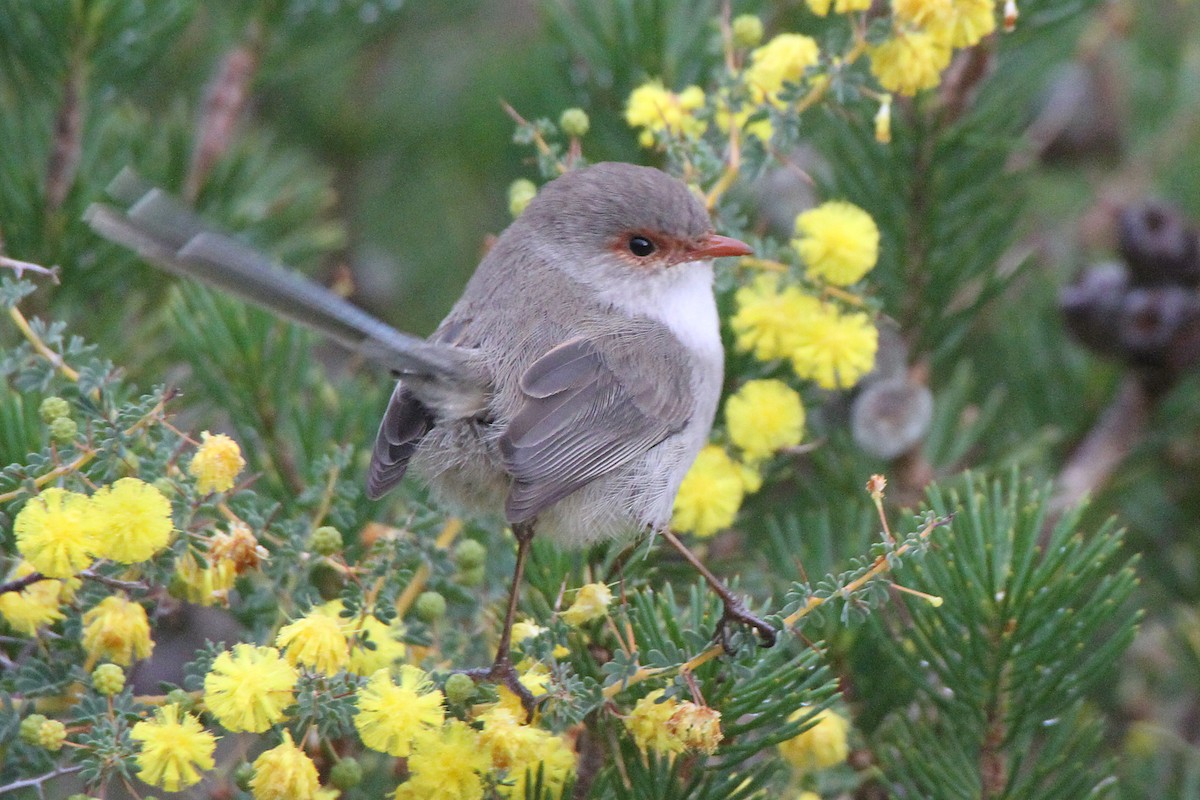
[85,162,776,711]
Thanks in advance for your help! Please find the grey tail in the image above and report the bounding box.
[83,168,479,392]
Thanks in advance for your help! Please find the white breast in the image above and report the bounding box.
[598,261,722,362]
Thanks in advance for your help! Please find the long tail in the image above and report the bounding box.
[84,169,483,399]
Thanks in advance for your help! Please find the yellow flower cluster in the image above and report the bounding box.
[731,274,878,390]
[12,478,174,580]
[624,689,724,755]
[745,33,821,107]
[778,707,851,773]
[131,703,217,792]
[189,430,246,494]
[276,609,350,676]
[671,444,761,538]
[355,666,446,757]
[794,201,881,286]
[393,720,490,800]
[807,0,871,15]
[478,706,576,799]
[251,731,323,800]
[871,0,999,95]
[560,582,613,626]
[82,594,154,666]
[625,80,707,148]
[0,560,77,635]
[725,379,806,462]
[203,643,298,732]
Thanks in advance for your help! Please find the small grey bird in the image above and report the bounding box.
[86,162,775,709]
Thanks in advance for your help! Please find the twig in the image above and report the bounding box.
[0,255,60,283]
[0,765,84,797]
[80,569,148,592]
[0,570,49,596]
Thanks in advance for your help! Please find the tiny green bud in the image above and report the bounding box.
[458,564,486,587]
[233,762,256,792]
[310,525,343,556]
[19,714,48,745]
[39,396,71,423]
[35,717,67,751]
[49,416,77,444]
[454,539,487,569]
[732,14,764,48]
[92,663,126,696]
[330,757,363,790]
[166,688,195,712]
[444,672,476,704]
[414,590,447,622]
[559,107,590,138]
[508,179,537,218]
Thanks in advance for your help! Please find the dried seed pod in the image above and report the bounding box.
[1116,201,1200,287]
[1060,262,1129,358]
[851,377,934,460]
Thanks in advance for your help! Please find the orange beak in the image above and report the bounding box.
[689,233,754,260]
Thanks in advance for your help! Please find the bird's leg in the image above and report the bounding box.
[465,521,537,718]
[658,528,778,652]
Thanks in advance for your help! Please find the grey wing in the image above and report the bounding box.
[366,319,475,500]
[500,329,694,524]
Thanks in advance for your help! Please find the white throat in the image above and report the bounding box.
[596,261,722,357]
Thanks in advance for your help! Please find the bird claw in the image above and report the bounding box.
[714,598,778,654]
[463,657,537,721]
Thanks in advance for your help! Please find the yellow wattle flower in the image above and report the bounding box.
[794,200,881,286]
[625,689,687,754]
[725,379,806,461]
[13,487,97,578]
[808,0,872,15]
[730,275,823,363]
[790,304,879,390]
[276,609,350,676]
[927,0,998,48]
[778,708,851,772]
[251,731,320,800]
[671,445,759,538]
[479,706,577,799]
[870,30,952,96]
[91,477,174,563]
[203,644,298,733]
[892,0,954,27]
[82,595,154,666]
[189,431,246,494]
[393,720,489,800]
[745,33,821,107]
[559,582,613,626]
[0,561,72,635]
[130,703,217,791]
[355,666,446,757]
[625,80,708,148]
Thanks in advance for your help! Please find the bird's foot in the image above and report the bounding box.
[713,596,779,654]
[464,656,537,720]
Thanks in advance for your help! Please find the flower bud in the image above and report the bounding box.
[508,179,537,218]
[732,14,764,48]
[92,663,126,696]
[1117,201,1200,287]
[39,396,70,423]
[49,416,78,444]
[310,525,343,556]
[414,590,447,622]
[454,538,487,569]
[330,757,363,789]
[458,564,486,587]
[444,671,477,704]
[559,107,590,138]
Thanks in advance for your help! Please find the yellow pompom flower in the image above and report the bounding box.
[188,431,246,494]
[625,80,707,148]
[672,445,759,538]
[174,551,237,607]
[91,478,174,563]
[130,703,217,792]
[778,708,851,772]
[0,561,73,635]
[794,201,881,286]
[892,0,953,26]
[393,720,489,800]
[625,689,686,754]
[355,666,446,757]
[203,644,298,732]
[14,488,96,578]
[725,379,806,461]
[251,731,320,800]
[276,609,350,676]
[82,595,153,666]
[926,0,997,47]
[791,304,878,390]
[745,33,821,106]
[560,582,613,626]
[341,608,407,676]
[870,30,952,95]
[668,702,724,755]
[511,619,546,646]
[808,0,871,15]
[479,707,577,799]
[730,275,823,363]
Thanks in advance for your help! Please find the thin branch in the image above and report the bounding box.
[0,571,49,596]
[0,765,84,797]
[0,255,60,283]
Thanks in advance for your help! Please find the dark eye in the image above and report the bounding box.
[628,236,656,257]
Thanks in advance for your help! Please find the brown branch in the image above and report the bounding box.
[44,56,85,214]
[0,571,49,596]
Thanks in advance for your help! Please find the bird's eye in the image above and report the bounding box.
[628,236,656,257]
